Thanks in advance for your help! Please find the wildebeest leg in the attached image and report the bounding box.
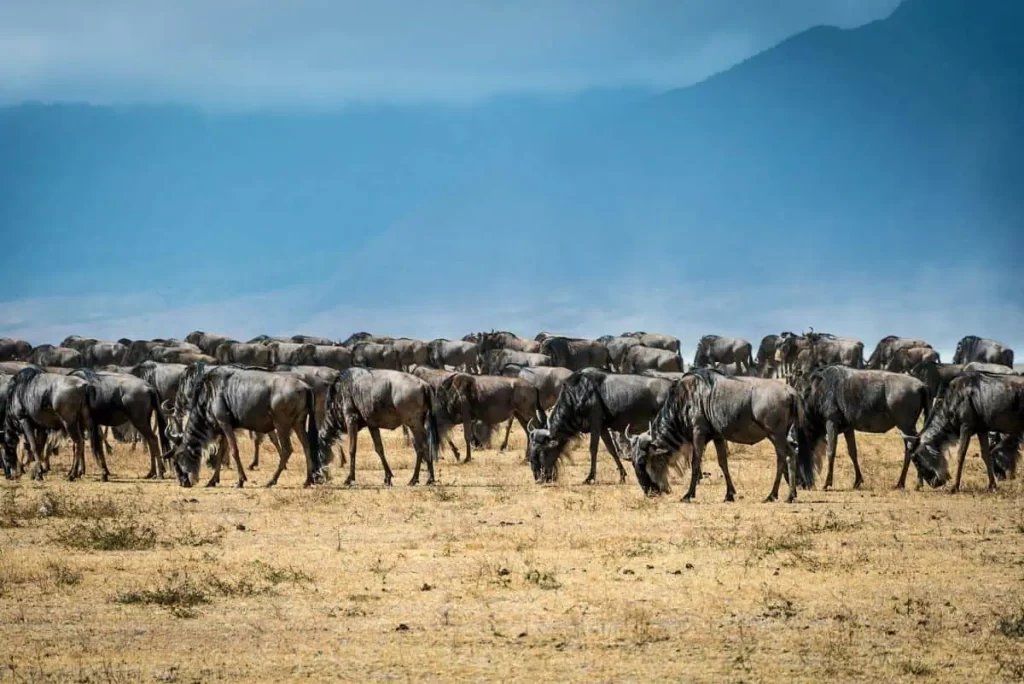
[977,431,997,492]
[445,434,462,463]
[682,433,706,502]
[950,425,973,493]
[409,426,429,486]
[138,420,165,480]
[499,417,514,452]
[78,411,110,482]
[823,421,839,490]
[599,429,627,484]
[766,441,785,502]
[843,430,864,489]
[265,426,294,488]
[712,437,735,502]
[249,431,262,470]
[374,427,396,487]
[344,426,360,487]
[775,436,799,503]
[583,429,602,485]
[20,420,45,481]
[224,430,247,488]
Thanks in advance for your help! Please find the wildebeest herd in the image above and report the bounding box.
[0,330,1019,501]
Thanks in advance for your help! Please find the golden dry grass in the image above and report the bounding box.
[1,428,1023,682]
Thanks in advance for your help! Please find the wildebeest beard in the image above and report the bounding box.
[173,376,221,487]
[529,375,595,482]
[631,381,694,495]
[908,405,955,487]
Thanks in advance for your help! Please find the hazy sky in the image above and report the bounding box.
[1,0,901,106]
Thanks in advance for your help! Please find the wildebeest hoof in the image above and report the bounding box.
[101,473,109,482]
[263,480,276,488]
[248,463,259,470]
[853,479,864,490]
[407,478,419,486]
[763,494,777,503]
[681,494,695,503]
[236,481,245,488]
[205,479,218,488]
[143,470,156,479]
[724,493,735,503]
[583,476,596,485]
[618,472,627,484]
[785,494,797,503]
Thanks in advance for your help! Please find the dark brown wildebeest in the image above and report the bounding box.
[0,338,33,362]
[1,368,105,481]
[794,365,943,490]
[885,346,940,373]
[435,373,541,462]
[539,336,610,371]
[28,345,83,368]
[391,338,429,370]
[756,334,781,378]
[865,336,932,370]
[317,368,440,487]
[215,342,275,368]
[952,336,1014,367]
[693,335,753,374]
[527,369,673,485]
[627,369,812,503]
[620,345,683,374]
[910,371,1024,492]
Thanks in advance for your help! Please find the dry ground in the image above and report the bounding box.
[1,427,1022,683]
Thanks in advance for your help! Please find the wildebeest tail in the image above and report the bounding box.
[917,384,932,424]
[991,432,1021,480]
[304,388,320,476]
[793,394,817,488]
[318,380,340,464]
[84,384,104,461]
[149,388,171,455]
[535,388,547,427]
[423,387,441,465]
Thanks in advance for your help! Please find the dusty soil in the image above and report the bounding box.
[1,428,1022,682]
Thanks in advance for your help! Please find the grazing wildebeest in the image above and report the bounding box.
[352,342,400,370]
[291,334,335,346]
[621,332,682,355]
[952,336,1014,367]
[28,345,83,368]
[885,346,940,373]
[70,368,171,479]
[527,368,673,485]
[0,338,33,362]
[498,364,572,414]
[471,331,541,354]
[910,362,965,406]
[480,349,550,375]
[596,335,643,371]
[693,335,753,374]
[391,338,429,370]
[272,364,339,467]
[268,342,317,366]
[215,342,275,368]
[310,345,353,370]
[910,372,1024,492]
[427,339,479,372]
[620,345,683,374]
[185,331,234,356]
[539,336,610,371]
[317,368,440,487]
[794,365,943,490]
[168,365,319,488]
[435,373,540,462]
[627,369,812,502]
[865,336,932,370]
[1,368,104,480]
[806,332,864,369]
[756,335,781,378]
[340,332,393,347]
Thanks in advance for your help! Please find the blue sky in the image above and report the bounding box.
[1,0,1022,359]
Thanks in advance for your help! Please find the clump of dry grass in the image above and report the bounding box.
[115,571,211,619]
[53,517,158,551]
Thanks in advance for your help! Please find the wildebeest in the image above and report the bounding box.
[272,364,339,467]
[391,338,429,370]
[169,365,319,488]
[620,345,683,374]
[184,330,234,356]
[539,336,610,371]
[885,346,940,373]
[774,332,810,377]
[621,331,682,355]
[910,362,965,406]
[470,331,541,354]
[1,368,104,480]
[291,334,335,346]
[865,336,932,370]
[434,373,540,462]
[952,336,1014,367]
[215,342,275,368]
[340,332,393,347]
[627,369,811,502]
[310,345,352,370]
[427,339,479,372]
[317,368,440,487]
[352,342,400,370]
[794,365,944,490]
[28,345,83,368]
[910,371,1024,492]
[527,369,673,485]
[0,361,39,376]
[596,335,642,371]
[480,349,550,375]
[152,349,216,365]
[80,341,128,367]
[963,362,1016,374]
[409,365,468,459]
[693,336,753,374]
[0,338,33,362]
[755,335,781,378]
[806,332,864,369]
[70,368,170,479]
[268,342,317,366]
[122,340,207,365]
[498,364,573,414]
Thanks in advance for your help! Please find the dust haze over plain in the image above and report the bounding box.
[0,0,1021,357]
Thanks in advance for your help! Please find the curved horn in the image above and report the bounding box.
[624,425,632,440]
[527,419,536,433]
[648,420,653,434]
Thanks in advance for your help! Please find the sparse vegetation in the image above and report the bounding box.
[53,517,158,551]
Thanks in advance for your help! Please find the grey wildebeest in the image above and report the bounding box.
[317,368,440,487]
[434,373,541,462]
[427,339,479,372]
[527,368,673,485]
[470,331,541,354]
[168,365,319,488]
[310,345,353,370]
[70,368,171,479]
[0,338,33,362]
[910,362,965,407]
[480,349,550,375]
[963,362,1016,374]
[952,336,1015,367]
[185,330,234,356]
[410,365,468,459]
[885,346,940,373]
[794,365,943,490]
[539,336,610,371]
[910,371,1024,492]
[621,331,682,355]
[271,364,339,468]
[391,338,429,370]
[596,336,642,371]
[774,332,810,377]
[865,336,932,370]
[351,342,400,370]
[627,369,812,503]
[340,332,393,347]
[215,342,275,368]
[806,332,864,369]
[756,335,781,378]
[268,342,317,366]
[693,335,753,374]
[1,368,104,480]
[80,341,128,368]
[28,345,83,368]
[291,334,335,346]
[620,345,683,374]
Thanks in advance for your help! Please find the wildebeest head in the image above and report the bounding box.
[906,412,953,488]
[526,418,564,483]
[625,424,675,496]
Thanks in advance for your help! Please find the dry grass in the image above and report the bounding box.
[1,427,1022,682]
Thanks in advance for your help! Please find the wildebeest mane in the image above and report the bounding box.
[952,335,981,364]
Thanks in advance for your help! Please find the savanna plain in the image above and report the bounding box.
[1,428,1022,683]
